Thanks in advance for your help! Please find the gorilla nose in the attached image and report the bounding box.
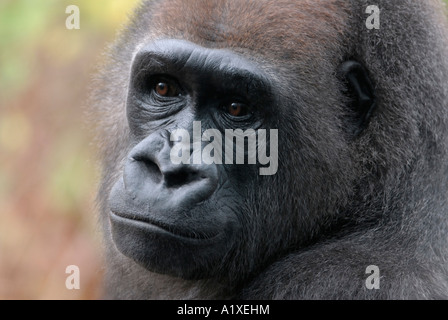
[122,132,218,212]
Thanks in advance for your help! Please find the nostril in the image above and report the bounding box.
[133,157,163,184]
[164,169,202,188]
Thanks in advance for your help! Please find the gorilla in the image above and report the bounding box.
[91,0,448,299]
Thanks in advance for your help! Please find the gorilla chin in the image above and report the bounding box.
[109,213,236,279]
[108,173,239,280]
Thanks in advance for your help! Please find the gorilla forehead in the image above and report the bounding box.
[136,38,268,76]
[147,0,349,58]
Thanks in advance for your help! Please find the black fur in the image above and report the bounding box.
[91,0,448,299]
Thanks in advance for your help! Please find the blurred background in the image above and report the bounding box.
[0,0,139,299]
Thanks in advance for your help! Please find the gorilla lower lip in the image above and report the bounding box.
[110,211,219,240]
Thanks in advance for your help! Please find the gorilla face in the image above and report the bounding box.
[107,37,375,280]
[108,39,275,279]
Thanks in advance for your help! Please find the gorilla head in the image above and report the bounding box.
[92,0,448,299]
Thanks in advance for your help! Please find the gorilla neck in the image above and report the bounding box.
[103,244,237,299]
[149,275,232,300]
[104,264,234,299]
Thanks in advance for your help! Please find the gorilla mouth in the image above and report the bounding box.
[110,211,220,240]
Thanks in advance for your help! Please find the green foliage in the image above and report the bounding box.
[0,1,51,99]
[0,0,139,101]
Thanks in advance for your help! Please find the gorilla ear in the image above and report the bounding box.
[338,60,376,136]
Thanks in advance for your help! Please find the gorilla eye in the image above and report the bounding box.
[154,81,180,97]
[226,102,250,117]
